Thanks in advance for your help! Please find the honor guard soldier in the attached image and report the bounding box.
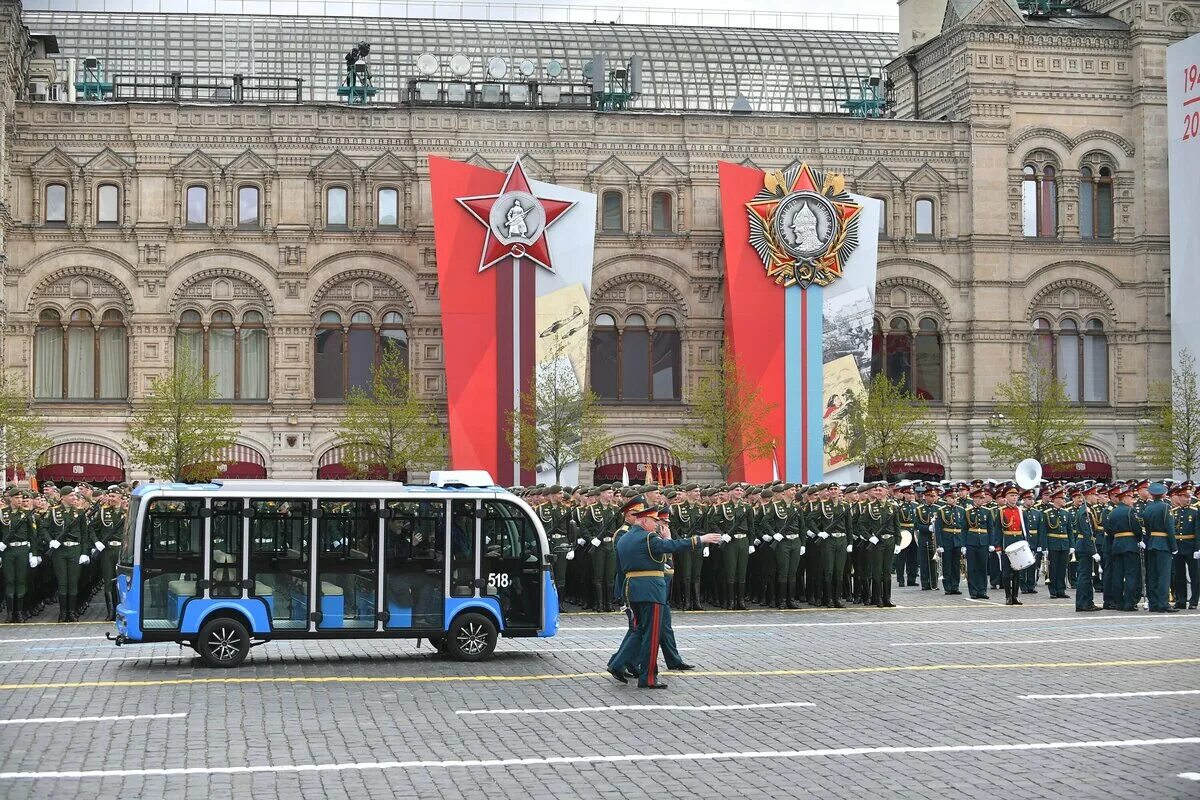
[810,484,849,608]
[668,488,698,611]
[1066,487,1085,589]
[583,488,618,612]
[934,488,966,595]
[1141,482,1177,613]
[1073,485,1104,612]
[0,490,40,622]
[770,486,803,609]
[913,484,939,590]
[997,487,1029,605]
[1169,484,1198,609]
[894,483,919,587]
[718,489,752,610]
[95,488,125,621]
[538,487,572,605]
[863,483,900,608]
[964,488,998,600]
[47,490,93,622]
[1043,488,1074,599]
[1104,487,1144,612]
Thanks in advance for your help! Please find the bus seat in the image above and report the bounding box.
[320,581,343,596]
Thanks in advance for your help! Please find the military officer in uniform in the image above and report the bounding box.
[1043,488,1074,599]
[810,483,849,608]
[1169,484,1198,609]
[964,488,997,600]
[1019,489,1047,594]
[1104,487,1144,612]
[913,484,939,590]
[1141,482,1177,613]
[1074,485,1104,612]
[719,489,752,610]
[863,483,900,608]
[0,490,40,623]
[934,487,966,595]
[894,484,919,587]
[997,487,1029,605]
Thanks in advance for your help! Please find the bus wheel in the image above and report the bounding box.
[197,617,250,668]
[447,613,497,662]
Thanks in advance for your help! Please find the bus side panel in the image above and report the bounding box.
[180,599,272,637]
[539,575,560,638]
[115,567,141,642]
[444,597,505,632]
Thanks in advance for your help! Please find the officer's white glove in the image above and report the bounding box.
[991,546,999,553]
[753,538,761,546]
[78,554,90,565]
[590,537,601,547]
[846,544,853,553]
[703,546,710,558]
[1194,550,1200,560]
[960,547,967,555]
[773,533,783,542]
[1036,547,1043,553]
[28,554,39,568]
[869,536,879,545]
[936,547,944,554]
[807,530,816,538]
[1172,550,1179,556]
[565,550,575,561]
[1093,553,1102,563]
[818,532,830,540]
[95,541,105,552]
[721,534,732,543]
[0,542,5,551]
[1069,548,1075,556]
[748,545,756,554]
[799,546,806,556]
[49,539,60,550]
[894,545,902,555]
[1138,541,1146,551]
[576,537,585,546]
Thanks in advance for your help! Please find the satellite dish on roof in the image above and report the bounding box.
[449,53,471,77]
[519,58,535,77]
[487,56,508,79]
[546,59,563,78]
[416,53,438,76]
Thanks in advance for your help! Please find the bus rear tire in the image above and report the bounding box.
[447,612,497,662]
[197,616,250,668]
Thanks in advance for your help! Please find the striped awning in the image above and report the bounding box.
[212,444,267,479]
[864,451,945,481]
[1043,445,1112,481]
[595,443,680,469]
[217,444,265,467]
[317,445,406,481]
[319,446,351,468]
[36,442,125,483]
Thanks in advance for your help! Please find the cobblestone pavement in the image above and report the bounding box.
[0,588,1197,800]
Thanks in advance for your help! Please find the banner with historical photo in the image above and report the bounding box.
[718,161,879,483]
[429,156,596,485]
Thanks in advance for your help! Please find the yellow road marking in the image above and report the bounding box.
[1,657,1196,692]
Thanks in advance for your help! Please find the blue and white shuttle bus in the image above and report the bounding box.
[110,472,559,667]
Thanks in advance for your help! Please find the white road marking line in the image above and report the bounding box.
[890,635,1161,648]
[2,737,1196,781]
[562,614,1191,632]
[0,712,185,727]
[0,636,103,645]
[455,701,815,716]
[1179,772,1200,781]
[1021,689,1200,700]
[0,654,193,666]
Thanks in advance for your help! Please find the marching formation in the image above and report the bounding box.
[519,477,1199,617]
[0,483,130,623]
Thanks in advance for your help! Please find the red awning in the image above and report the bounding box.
[316,446,407,482]
[865,452,945,481]
[1042,445,1112,482]
[36,442,125,484]
[213,444,268,480]
[593,443,681,485]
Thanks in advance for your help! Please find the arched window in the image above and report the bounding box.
[97,184,119,224]
[601,190,624,232]
[45,183,67,224]
[380,311,409,367]
[34,309,63,399]
[913,318,943,402]
[589,312,681,402]
[1084,319,1108,402]
[66,310,95,399]
[1079,165,1114,240]
[240,311,268,400]
[237,185,260,227]
[186,184,208,226]
[313,310,410,400]
[914,198,934,238]
[327,186,348,226]
[1021,156,1058,238]
[873,196,888,237]
[870,318,884,378]
[1056,318,1080,402]
[1028,316,1108,404]
[176,310,204,375]
[314,311,344,400]
[870,316,943,402]
[885,318,913,391]
[98,309,127,399]
[1031,317,1055,377]
[33,307,127,400]
[209,310,236,399]
[650,192,673,233]
[377,187,399,227]
[347,311,375,393]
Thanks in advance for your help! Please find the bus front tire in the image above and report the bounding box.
[447,612,497,662]
[197,616,250,668]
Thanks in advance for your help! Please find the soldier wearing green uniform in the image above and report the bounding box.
[716,490,751,610]
[1019,489,1047,594]
[1,491,40,623]
[1073,485,1103,612]
[668,488,699,610]
[1141,482,1177,613]
[94,489,125,621]
[771,485,803,609]
[1043,489,1073,598]
[809,484,848,608]
[964,488,997,600]
[1170,485,1198,609]
[47,490,93,622]
[862,483,900,608]
[913,485,939,590]
[934,489,966,595]
[1104,487,1143,612]
[537,487,572,605]
[894,486,919,587]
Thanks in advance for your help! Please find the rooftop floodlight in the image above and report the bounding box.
[83,57,99,69]
[867,74,881,87]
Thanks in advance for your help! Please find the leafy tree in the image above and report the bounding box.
[336,347,444,479]
[833,373,939,480]
[671,348,775,481]
[123,349,238,482]
[981,367,1089,467]
[1138,348,1200,480]
[0,372,50,482]
[508,334,611,483]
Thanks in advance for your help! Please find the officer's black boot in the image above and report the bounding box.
[734,583,748,611]
[65,594,77,622]
[12,597,21,624]
[6,596,14,623]
[873,579,885,607]
[883,578,896,608]
[57,595,66,623]
[786,579,799,609]
[724,582,735,609]
[103,590,114,621]
[690,583,704,611]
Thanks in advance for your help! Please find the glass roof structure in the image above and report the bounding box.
[24,11,899,114]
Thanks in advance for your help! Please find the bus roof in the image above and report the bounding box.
[132,479,511,498]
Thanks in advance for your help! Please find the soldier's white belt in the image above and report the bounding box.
[61,541,80,547]
[733,534,748,539]
[880,534,893,540]
[602,537,613,543]
[4,541,29,547]
[785,534,800,540]
[108,540,123,546]
[832,532,846,538]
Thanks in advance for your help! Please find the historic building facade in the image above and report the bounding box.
[0,0,1195,483]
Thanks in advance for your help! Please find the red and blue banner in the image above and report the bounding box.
[718,161,880,484]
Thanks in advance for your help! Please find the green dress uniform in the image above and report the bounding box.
[851,500,870,604]
[934,502,966,594]
[913,500,939,590]
[1073,503,1102,611]
[770,499,803,609]
[669,501,699,610]
[1104,503,1144,611]
[1,504,38,622]
[809,498,848,608]
[1043,505,1073,598]
[863,498,901,607]
[894,500,919,586]
[1171,501,1198,609]
[1019,504,1047,593]
[538,503,571,602]
[96,503,125,620]
[718,501,751,610]
[750,500,777,606]
[584,503,617,611]
[964,504,996,600]
[49,503,92,622]
[1140,495,1177,613]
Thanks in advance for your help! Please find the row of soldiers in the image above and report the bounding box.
[520,476,1199,613]
[0,482,130,623]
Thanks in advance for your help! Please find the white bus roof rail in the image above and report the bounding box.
[428,470,498,488]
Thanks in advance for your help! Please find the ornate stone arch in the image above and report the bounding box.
[591,271,688,320]
[309,268,417,319]
[168,267,276,316]
[25,265,134,316]
[1027,277,1117,323]
[1007,127,1073,155]
[1072,130,1135,159]
[874,275,952,320]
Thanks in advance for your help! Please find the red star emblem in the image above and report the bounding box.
[457,159,576,273]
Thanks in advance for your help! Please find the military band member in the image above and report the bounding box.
[1170,485,1198,610]
[1141,482,1177,613]
[1074,485,1104,612]
[1019,489,1047,594]
[1104,487,1144,612]
[1043,488,1073,599]
[913,485,939,590]
[964,488,997,600]
[894,484,919,587]
[997,487,1028,606]
[934,488,966,595]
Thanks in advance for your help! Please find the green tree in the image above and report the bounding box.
[981,367,1090,467]
[0,372,51,482]
[832,373,939,480]
[508,335,611,483]
[123,350,238,482]
[1137,348,1200,480]
[671,348,775,481]
[336,347,444,479]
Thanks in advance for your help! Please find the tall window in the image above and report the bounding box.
[1021,160,1058,238]
[874,197,888,237]
[33,307,126,399]
[377,187,399,227]
[45,183,67,224]
[313,310,410,401]
[237,185,260,227]
[650,192,673,233]
[914,198,934,237]
[601,190,624,232]
[97,184,119,224]
[1079,165,1114,240]
[870,316,943,402]
[186,185,208,226]
[327,186,348,226]
[1029,317,1108,403]
[590,312,681,402]
[175,309,269,401]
